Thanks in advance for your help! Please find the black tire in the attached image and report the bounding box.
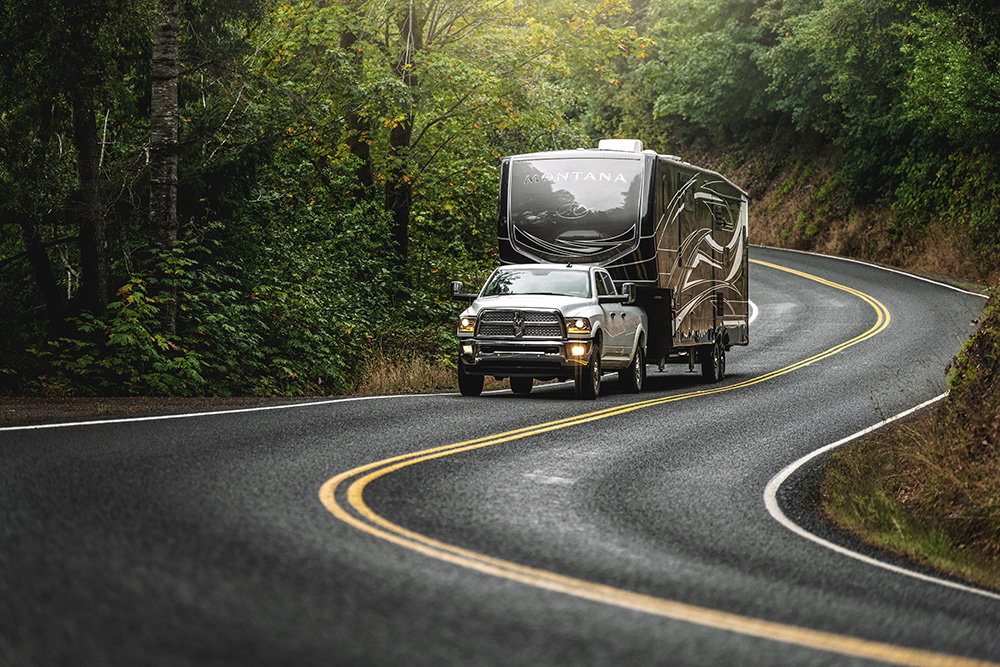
[575,341,601,399]
[510,376,533,395]
[458,361,484,397]
[618,344,645,393]
[700,339,726,383]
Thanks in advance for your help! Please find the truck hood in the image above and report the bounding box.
[467,294,595,316]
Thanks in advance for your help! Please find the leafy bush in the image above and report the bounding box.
[30,279,206,396]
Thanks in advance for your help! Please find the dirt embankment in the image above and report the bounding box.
[719,146,986,287]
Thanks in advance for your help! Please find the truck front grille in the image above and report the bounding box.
[477,310,563,339]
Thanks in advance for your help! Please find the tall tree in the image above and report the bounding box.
[150,0,181,334]
[384,0,425,263]
[71,93,109,315]
[340,0,375,193]
[0,0,150,318]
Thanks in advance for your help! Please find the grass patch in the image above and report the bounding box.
[822,424,1000,590]
[354,353,459,395]
[354,348,506,395]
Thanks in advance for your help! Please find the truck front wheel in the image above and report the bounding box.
[458,361,484,397]
[575,341,601,400]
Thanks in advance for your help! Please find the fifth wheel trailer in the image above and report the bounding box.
[496,139,749,380]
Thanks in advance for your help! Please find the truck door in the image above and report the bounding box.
[596,271,626,362]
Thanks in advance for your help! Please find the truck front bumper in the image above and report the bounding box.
[459,339,592,378]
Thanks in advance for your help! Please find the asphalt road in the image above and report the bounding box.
[1,246,995,667]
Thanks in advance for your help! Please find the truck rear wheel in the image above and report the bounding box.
[618,344,644,393]
[458,361,484,397]
[575,342,601,399]
[510,377,533,395]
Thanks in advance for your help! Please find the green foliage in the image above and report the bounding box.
[30,279,205,396]
[4,0,617,396]
[899,9,1000,147]
[5,0,1000,397]
[892,148,1000,263]
[947,288,1000,396]
[647,0,776,141]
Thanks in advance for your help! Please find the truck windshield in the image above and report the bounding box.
[482,268,591,298]
[508,156,643,262]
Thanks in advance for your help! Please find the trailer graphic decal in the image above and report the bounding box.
[656,177,748,338]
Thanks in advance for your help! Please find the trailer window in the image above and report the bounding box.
[508,157,643,262]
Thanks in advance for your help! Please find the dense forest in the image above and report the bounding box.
[2,0,998,397]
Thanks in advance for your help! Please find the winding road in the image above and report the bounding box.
[1,246,995,667]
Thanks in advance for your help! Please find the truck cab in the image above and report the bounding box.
[452,263,647,399]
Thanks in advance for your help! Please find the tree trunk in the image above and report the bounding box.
[383,0,424,264]
[16,217,66,335]
[340,22,374,192]
[72,97,108,315]
[150,0,180,335]
[384,118,413,263]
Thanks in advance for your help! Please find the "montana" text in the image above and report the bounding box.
[524,172,628,184]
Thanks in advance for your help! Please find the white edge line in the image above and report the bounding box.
[0,386,518,433]
[752,244,989,299]
[764,394,1000,601]
[5,301,761,433]
[0,393,457,432]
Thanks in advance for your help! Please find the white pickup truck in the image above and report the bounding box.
[452,263,647,399]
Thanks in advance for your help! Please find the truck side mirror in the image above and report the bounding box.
[622,283,637,305]
[451,281,477,302]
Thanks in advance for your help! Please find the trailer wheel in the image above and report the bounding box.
[618,344,644,393]
[575,341,601,400]
[458,361,484,397]
[700,339,726,383]
[510,377,533,395]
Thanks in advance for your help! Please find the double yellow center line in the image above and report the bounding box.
[319,260,995,667]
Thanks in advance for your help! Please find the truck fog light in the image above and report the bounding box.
[570,343,588,357]
[462,344,474,355]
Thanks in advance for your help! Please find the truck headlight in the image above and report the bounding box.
[458,316,476,334]
[569,343,588,357]
[567,317,591,334]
